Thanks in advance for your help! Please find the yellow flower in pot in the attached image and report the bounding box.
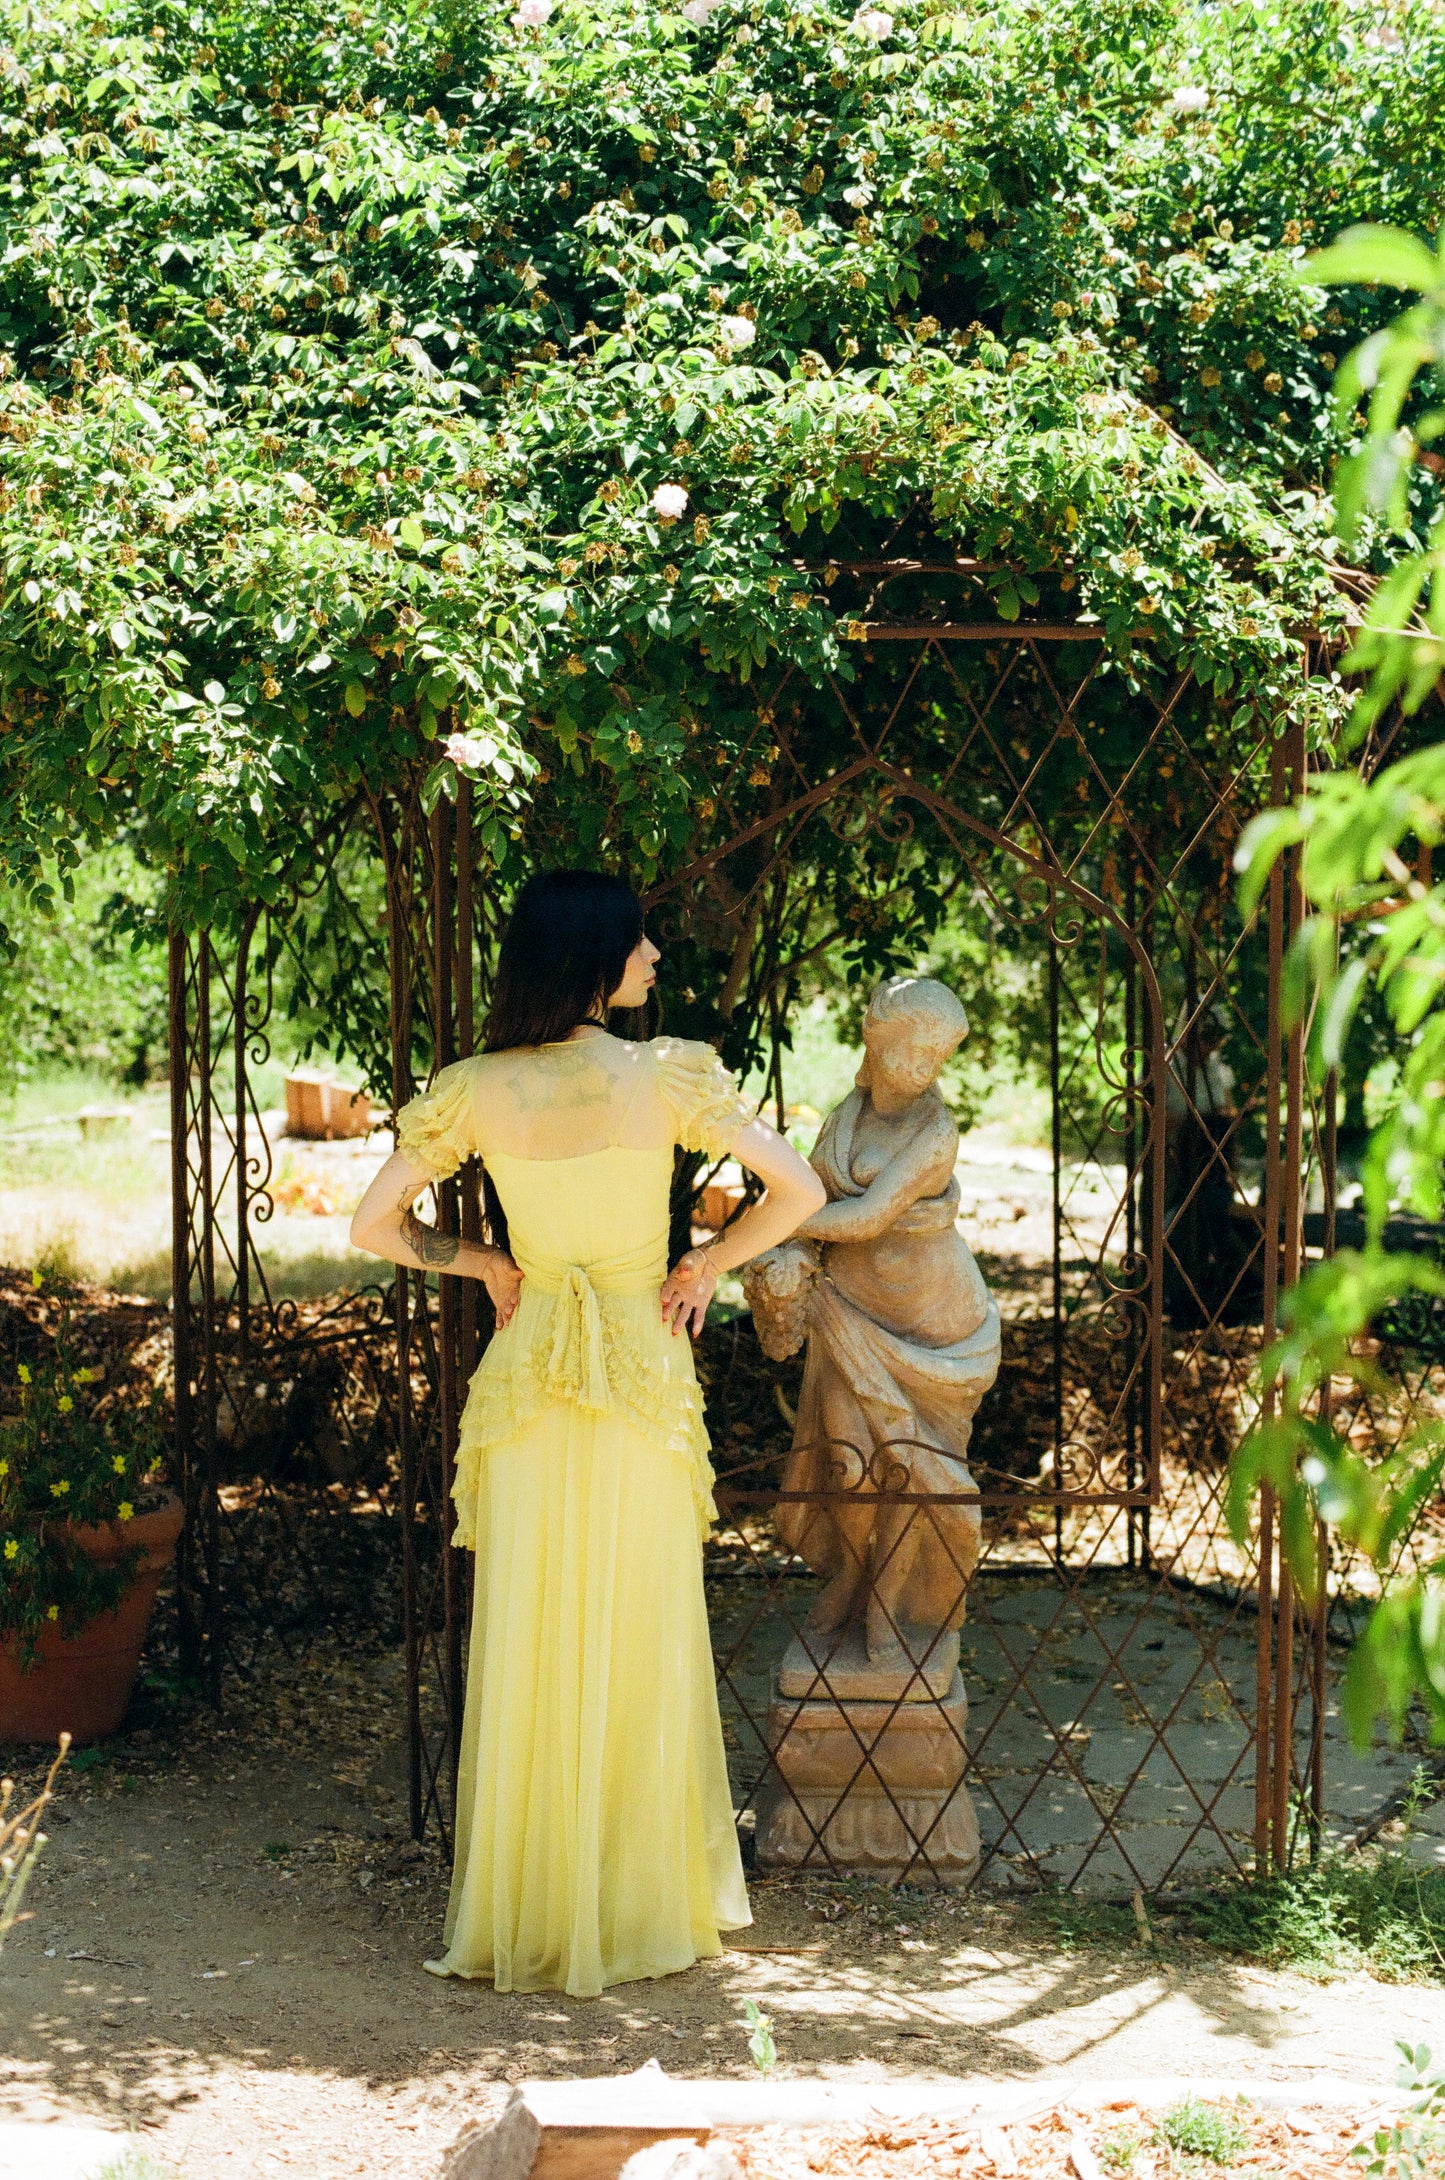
[0,1327,181,1747]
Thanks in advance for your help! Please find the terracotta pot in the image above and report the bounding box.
[0,1491,184,1747]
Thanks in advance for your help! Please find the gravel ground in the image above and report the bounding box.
[3,1640,1445,2180]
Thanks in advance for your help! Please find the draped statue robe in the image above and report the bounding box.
[775,1090,1001,1631]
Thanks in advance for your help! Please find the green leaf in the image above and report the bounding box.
[127,396,166,438]
[1304,225,1444,296]
[399,517,427,551]
[343,680,367,717]
[1319,954,1370,1070]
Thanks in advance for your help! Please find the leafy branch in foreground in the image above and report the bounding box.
[1353,2042,1445,2180]
[1229,212,1445,1752]
[0,1734,69,1955]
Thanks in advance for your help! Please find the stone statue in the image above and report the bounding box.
[742,975,1000,1882]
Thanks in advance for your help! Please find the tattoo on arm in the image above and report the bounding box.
[401,1206,462,1269]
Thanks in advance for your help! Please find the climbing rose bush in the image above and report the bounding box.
[0,0,1440,923]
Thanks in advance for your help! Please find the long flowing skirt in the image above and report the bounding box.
[424,1400,751,1997]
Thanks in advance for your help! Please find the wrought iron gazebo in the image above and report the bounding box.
[163,543,1431,1896]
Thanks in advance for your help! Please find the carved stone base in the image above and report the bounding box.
[776,1621,960,1703]
[754,1668,979,1887]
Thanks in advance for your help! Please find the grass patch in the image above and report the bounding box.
[1098,2122,1144,2171]
[1156,2099,1250,2166]
[95,2154,175,2180]
[1018,1821,1445,1984]
[1177,1851,1445,1983]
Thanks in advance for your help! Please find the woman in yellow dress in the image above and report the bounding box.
[350,870,825,1997]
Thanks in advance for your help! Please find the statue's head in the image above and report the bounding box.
[857,975,969,1104]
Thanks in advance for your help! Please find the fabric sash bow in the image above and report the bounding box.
[543,1264,613,1413]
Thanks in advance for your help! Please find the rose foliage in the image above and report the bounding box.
[2,0,1443,927]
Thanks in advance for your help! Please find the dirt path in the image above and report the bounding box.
[2,1641,1442,2179]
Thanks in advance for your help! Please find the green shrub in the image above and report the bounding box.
[1180,1850,1445,1983]
[0,847,168,1101]
[1355,2043,1445,2180]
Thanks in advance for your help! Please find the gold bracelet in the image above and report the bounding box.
[693,1244,722,1280]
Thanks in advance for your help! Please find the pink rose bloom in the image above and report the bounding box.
[446,732,489,771]
[651,483,689,520]
[851,7,893,38]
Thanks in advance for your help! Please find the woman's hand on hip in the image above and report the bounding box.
[660,1248,718,1338]
[483,1249,524,1328]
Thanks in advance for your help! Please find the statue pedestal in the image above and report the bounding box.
[754,1651,979,1887]
[775,1622,960,1702]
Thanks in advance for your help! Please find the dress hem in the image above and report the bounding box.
[422,1912,753,1998]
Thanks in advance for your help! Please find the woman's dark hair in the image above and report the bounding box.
[483,869,645,1054]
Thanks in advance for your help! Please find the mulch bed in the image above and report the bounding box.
[0,1265,171,1420]
[718,2095,1395,2179]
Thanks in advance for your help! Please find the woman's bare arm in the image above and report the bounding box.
[350,1150,523,1326]
[660,1117,827,1335]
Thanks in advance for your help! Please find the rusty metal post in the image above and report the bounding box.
[380,800,428,1843]
[1048,924,1063,1561]
[1256,730,1287,1870]
[233,915,252,1349]
[430,795,466,1810]
[169,929,201,1683]
[1271,714,1307,1867]
[1124,857,1139,1567]
[1310,1037,1338,1856]
[193,934,223,1705]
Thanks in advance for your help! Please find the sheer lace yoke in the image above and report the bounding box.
[472,1036,667,1162]
[395,1032,755,1178]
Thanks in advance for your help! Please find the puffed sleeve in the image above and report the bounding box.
[394,1058,481,1181]
[652,1037,755,1160]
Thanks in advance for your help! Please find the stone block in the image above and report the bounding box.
[441,2090,541,2180]
[979,1778,1102,1852]
[1038,1825,1240,1895]
[0,2122,130,2180]
[621,2144,742,2180]
[776,1622,959,1702]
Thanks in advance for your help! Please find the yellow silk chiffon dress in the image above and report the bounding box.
[395,1032,754,1998]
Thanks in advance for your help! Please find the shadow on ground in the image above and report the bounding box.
[3,1641,1442,2180]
